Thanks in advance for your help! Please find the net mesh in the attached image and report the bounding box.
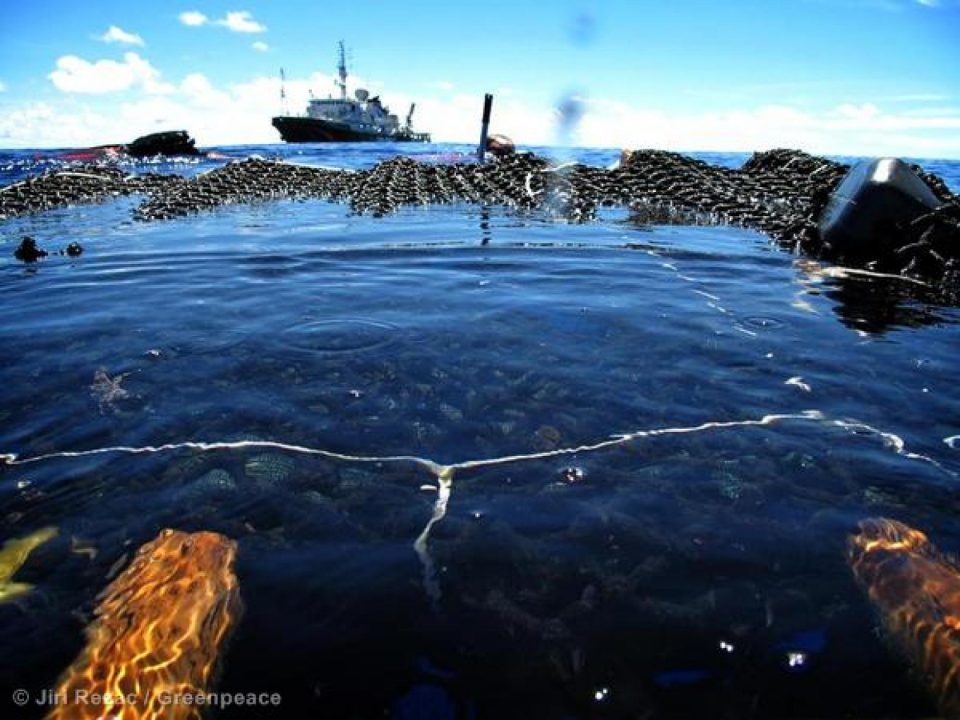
[2,149,958,297]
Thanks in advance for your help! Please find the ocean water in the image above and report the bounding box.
[1,142,959,719]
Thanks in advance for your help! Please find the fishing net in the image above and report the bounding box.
[2,149,958,297]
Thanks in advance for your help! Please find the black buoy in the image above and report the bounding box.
[818,158,943,260]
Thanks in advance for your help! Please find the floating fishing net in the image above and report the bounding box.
[2,150,957,297]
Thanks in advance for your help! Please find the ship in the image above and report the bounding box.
[272,42,430,143]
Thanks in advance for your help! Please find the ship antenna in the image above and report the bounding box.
[336,40,348,100]
[279,67,289,115]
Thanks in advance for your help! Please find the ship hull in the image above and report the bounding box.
[272,116,429,143]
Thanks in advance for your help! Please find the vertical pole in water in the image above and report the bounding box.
[477,93,493,163]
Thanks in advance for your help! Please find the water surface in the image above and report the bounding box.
[1,143,959,719]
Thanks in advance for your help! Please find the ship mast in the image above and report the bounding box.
[336,40,347,100]
[279,67,289,115]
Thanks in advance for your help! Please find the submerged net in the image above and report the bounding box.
[2,409,955,608]
[2,149,958,296]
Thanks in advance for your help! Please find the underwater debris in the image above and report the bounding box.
[848,517,960,718]
[90,368,132,415]
[244,453,295,487]
[46,529,241,720]
[0,526,57,603]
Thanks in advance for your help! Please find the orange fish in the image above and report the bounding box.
[848,517,960,717]
[47,529,242,720]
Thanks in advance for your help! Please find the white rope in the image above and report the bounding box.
[4,409,952,601]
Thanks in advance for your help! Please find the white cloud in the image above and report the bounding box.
[217,10,266,33]
[252,41,269,52]
[570,97,960,157]
[180,72,231,108]
[916,0,940,6]
[48,52,174,95]
[0,102,112,147]
[0,80,6,92]
[179,11,208,26]
[180,10,267,34]
[833,102,882,123]
[10,63,960,159]
[99,25,144,46]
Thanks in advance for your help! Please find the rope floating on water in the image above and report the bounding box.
[0,411,825,474]
[2,410,953,601]
[1,408,951,481]
[0,439,446,476]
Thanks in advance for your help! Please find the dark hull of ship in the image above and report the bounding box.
[271,116,429,143]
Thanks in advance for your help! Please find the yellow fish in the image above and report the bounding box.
[0,526,58,603]
[848,517,960,718]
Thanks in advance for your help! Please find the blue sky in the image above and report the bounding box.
[0,0,958,156]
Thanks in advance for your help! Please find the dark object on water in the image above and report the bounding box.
[45,132,200,162]
[14,236,47,262]
[477,94,493,162]
[818,158,943,260]
[13,237,84,262]
[125,130,201,158]
[486,134,515,158]
[272,42,430,143]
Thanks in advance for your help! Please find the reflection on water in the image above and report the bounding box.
[794,258,956,334]
[1,146,959,718]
